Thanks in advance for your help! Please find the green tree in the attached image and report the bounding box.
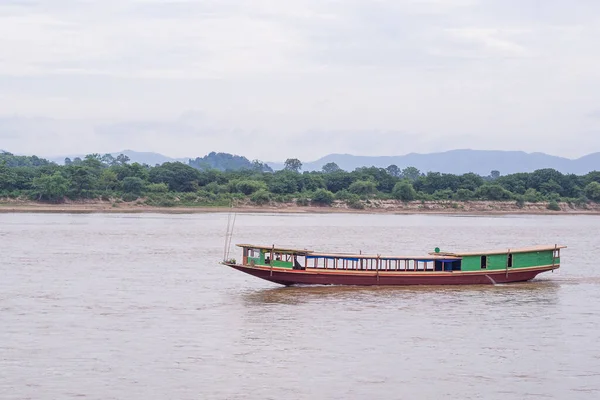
[149,162,199,192]
[476,184,513,200]
[458,173,484,191]
[490,170,501,180]
[312,189,334,205]
[99,169,119,191]
[268,172,300,194]
[392,181,416,201]
[523,188,542,202]
[284,158,302,173]
[122,177,145,195]
[0,161,17,191]
[348,180,377,196]
[301,174,325,191]
[101,153,116,166]
[32,172,69,203]
[146,183,169,193]
[322,162,341,173]
[250,189,271,205]
[324,171,353,193]
[455,188,474,201]
[235,180,267,195]
[584,182,600,202]
[66,165,98,198]
[116,154,130,165]
[401,166,421,182]
[386,164,401,178]
[547,200,561,211]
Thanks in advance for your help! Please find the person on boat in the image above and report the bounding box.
[293,256,304,270]
[265,256,270,264]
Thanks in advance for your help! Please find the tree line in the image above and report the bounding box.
[1,152,600,208]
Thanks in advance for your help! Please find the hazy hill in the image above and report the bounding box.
[49,150,189,166]
[189,152,272,172]
[13,148,600,175]
[268,150,600,175]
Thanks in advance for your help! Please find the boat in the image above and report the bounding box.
[221,244,565,286]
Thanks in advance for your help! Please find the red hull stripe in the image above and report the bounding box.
[224,263,557,286]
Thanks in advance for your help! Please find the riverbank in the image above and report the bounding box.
[1,198,599,215]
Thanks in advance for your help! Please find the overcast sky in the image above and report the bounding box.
[1,0,599,161]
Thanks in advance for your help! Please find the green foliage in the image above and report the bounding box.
[392,181,416,201]
[345,194,364,209]
[584,182,600,202]
[189,152,272,172]
[32,172,69,203]
[515,196,525,208]
[0,152,53,167]
[386,164,401,178]
[433,189,455,200]
[475,184,513,200]
[250,189,271,205]
[3,151,600,213]
[401,166,421,182]
[301,174,325,191]
[284,158,302,173]
[325,172,354,193]
[268,171,300,194]
[455,188,474,201]
[348,180,377,196]
[547,200,561,211]
[523,188,543,203]
[204,182,228,194]
[0,161,17,191]
[233,180,267,195]
[99,169,119,191]
[122,176,145,195]
[296,196,310,206]
[121,193,139,202]
[312,189,334,205]
[322,162,341,173]
[149,162,199,192]
[145,182,169,193]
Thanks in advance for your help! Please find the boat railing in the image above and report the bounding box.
[305,255,460,272]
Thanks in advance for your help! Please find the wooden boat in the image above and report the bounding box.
[222,244,565,286]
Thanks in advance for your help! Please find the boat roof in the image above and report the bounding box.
[236,244,460,260]
[237,244,566,259]
[432,244,567,257]
[237,244,314,255]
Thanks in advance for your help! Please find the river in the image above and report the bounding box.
[1,213,599,399]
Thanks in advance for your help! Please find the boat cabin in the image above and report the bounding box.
[238,244,564,273]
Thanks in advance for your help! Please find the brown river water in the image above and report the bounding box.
[1,212,600,399]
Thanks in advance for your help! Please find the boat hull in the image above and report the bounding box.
[223,263,557,286]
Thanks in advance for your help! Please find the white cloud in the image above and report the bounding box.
[0,0,600,159]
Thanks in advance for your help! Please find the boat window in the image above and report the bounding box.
[481,255,487,269]
[508,253,513,268]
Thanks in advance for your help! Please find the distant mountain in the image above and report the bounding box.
[189,152,272,172]
[268,150,600,175]
[49,150,189,166]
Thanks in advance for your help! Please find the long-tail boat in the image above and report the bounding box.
[222,244,565,286]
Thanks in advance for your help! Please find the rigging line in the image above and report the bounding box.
[223,212,232,261]
[226,212,237,261]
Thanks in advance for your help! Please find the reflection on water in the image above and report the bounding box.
[1,213,600,400]
[242,280,562,306]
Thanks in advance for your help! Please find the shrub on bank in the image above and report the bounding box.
[547,200,561,211]
[312,189,335,205]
